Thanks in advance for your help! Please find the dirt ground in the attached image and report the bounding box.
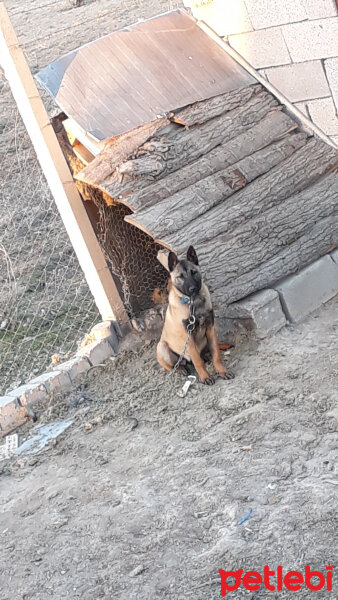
[1,296,337,599]
[1,1,337,598]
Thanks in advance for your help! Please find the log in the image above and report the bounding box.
[76,115,171,186]
[126,133,306,239]
[125,110,297,212]
[211,214,338,309]
[196,170,338,293]
[173,83,260,126]
[164,139,338,252]
[118,88,278,179]
[100,87,279,200]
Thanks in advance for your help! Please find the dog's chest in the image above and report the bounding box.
[192,295,213,329]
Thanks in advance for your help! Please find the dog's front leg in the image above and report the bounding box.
[206,325,234,380]
[187,338,215,385]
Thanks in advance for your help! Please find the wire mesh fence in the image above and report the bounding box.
[0,75,99,394]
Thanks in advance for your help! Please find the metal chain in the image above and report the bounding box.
[143,299,196,394]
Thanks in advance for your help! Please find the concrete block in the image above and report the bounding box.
[185,0,253,35]
[331,249,338,264]
[325,57,338,112]
[0,396,25,432]
[55,356,91,381]
[225,289,286,338]
[245,0,306,29]
[307,97,338,135]
[283,18,338,62]
[229,28,291,69]
[90,320,119,352]
[7,381,48,407]
[77,339,114,365]
[303,0,337,20]
[273,255,338,323]
[30,370,72,393]
[265,61,330,102]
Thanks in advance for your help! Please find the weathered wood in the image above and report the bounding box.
[118,89,278,179]
[173,83,260,126]
[100,88,279,200]
[63,117,103,156]
[73,141,95,165]
[164,139,338,252]
[77,116,171,186]
[196,170,338,295]
[125,110,297,212]
[126,133,306,239]
[211,212,338,309]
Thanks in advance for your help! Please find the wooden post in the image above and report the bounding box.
[0,3,130,326]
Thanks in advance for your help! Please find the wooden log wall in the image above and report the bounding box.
[77,82,338,315]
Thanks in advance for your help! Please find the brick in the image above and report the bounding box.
[325,57,338,112]
[265,61,330,102]
[30,370,72,393]
[90,320,119,352]
[77,339,114,365]
[283,18,338,62]
[245,0,306,29]
[7,381,48,406]
[303,0,337,20]
[225,289,286,338]
[331,249,338,264]
[0,396,25,432]
[307,97,338,135]
[55,356,91,381]
[229,28,291,69]
[273,255,338,323]
[184,0,253,35]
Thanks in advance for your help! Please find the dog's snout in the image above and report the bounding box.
[189,286,195,294]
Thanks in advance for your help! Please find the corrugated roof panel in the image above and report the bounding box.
[36,9,255,141]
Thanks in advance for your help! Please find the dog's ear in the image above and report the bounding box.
[187,245,199,265]
[168,251,178,272]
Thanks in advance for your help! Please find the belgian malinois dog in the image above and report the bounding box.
[157,246,234,385]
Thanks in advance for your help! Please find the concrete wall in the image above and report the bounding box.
[184,0,338,147]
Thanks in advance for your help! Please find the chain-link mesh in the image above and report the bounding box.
[91,193,168,318]
[54,117,169,321]
[0,78,99,394]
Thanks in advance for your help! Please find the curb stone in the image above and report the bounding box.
[223,289,286,339]
[0,334,116,436]
[273,255,338,323]
[53,356,91,381]
[77,338,115,365]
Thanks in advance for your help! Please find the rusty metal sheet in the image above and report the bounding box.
[36,9,255,141]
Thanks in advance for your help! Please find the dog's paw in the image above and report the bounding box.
[201,375,215,385]
[218,369,234,380]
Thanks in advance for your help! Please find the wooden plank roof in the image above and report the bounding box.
[36,9,254,141]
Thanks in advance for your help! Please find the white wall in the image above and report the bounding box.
[184,0,338,147]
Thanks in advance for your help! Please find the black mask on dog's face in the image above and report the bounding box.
[168,246,202,298]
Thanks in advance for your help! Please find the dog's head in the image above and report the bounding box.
[168,246,202,299]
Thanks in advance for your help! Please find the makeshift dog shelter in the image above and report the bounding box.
[36,9,338,324]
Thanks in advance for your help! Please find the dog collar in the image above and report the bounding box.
[180,296,190,304]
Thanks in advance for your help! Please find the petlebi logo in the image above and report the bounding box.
[219,565,334,596]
